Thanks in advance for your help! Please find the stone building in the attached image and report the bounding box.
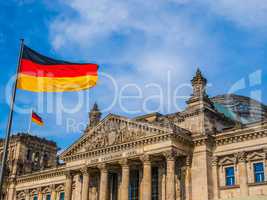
[2,69,267,200]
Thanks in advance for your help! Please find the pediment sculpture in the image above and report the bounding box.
[85,118,151,151]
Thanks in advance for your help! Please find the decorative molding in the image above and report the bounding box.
[247,151,265,161]
[119,158,129,167]
[211,156,219,166]
[217,148,267,167]
[236,151,247,163]
[185,155,192,166]
[140,154,151,164]
[80,166,89,175]
[64,170,73,179]
[215,123,267,146]
[192,134,215,147]
[63,132,191,163]
[97,163,107,172]
[16,167,66,184]
[218,155,237,166]
[164,149,177,161]
[61,114,192,160]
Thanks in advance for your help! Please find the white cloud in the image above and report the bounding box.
[48,0,267,117]
[202,0,267,30]
[49,0,218,78]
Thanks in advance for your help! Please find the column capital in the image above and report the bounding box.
[50,184,56,191]
[24,189,30,195]
[119,158,129,168]
[212,156,219,166]
[98,163,108,172]
[37,187,42,193]
[64,170,74,179]
[80,166,90,175]
[141,154,151,164]
[236,151,247,163]
[185,155,192,166]
[164,149,177,161]
[262,148,267,159]
[8,177,16,184]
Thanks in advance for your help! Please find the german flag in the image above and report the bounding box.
[17,45,98,92]
[32,111,44,126]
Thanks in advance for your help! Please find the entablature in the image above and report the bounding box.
[61,114,192,163]
[215,121,267,146]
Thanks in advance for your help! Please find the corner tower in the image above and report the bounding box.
[186,68,213,109]
[176,68,234,136]
[89,103,101,128]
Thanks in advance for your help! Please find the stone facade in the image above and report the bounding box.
[2,69,267,200]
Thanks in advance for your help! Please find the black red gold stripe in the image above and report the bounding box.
[17,45,99,92]
[20,59,98,77]
[32,112,44,126]
[18,74,98,92]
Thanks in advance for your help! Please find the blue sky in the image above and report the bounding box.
[0,0,267,150]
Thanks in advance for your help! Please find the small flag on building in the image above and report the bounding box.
[17,45,98,92]
[31,111,44,126]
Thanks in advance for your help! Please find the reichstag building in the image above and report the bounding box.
[1,69,267,200]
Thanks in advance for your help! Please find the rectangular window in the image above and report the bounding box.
[59,192,65,200]
[225,167,235,186]
[254,162,265,183]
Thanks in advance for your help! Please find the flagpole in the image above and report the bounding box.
[0,39,24,198]
[27,109,32,134]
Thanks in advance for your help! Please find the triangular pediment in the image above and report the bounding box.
[219,156,236,165]
[247,152,264,161]
[60,114,179,159]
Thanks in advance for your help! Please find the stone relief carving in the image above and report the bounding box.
[85,118,148,151]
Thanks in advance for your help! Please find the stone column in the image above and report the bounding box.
[159,164,166,200]
[51,185,56,200]
[120,159,130,200]
[142,155,152,200]
[185,156,192,200]
[74,174,82,200]
[81,167,90,200]
[264,149,267,182]
[7,178,16,200]
[99,164,108,200]
[25,189,30,200]
[37,188,43,200]
[211,156,219,200]
[158,163,165,200]
[118,172,122,200]
[65,171,73,200]
[238,152,249,197]
[139,166,144,200]
[165,150,176,200]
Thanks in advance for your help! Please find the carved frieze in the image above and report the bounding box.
[85,118,148,151]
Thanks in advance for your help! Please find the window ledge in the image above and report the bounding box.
[219,185,240,190]
[248,181,267,186]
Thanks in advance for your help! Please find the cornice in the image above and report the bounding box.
[61,114,187,158]
[192,134,215,147]
[63,131,192,163]
[215,121,267,146]
[16,166,66,184]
